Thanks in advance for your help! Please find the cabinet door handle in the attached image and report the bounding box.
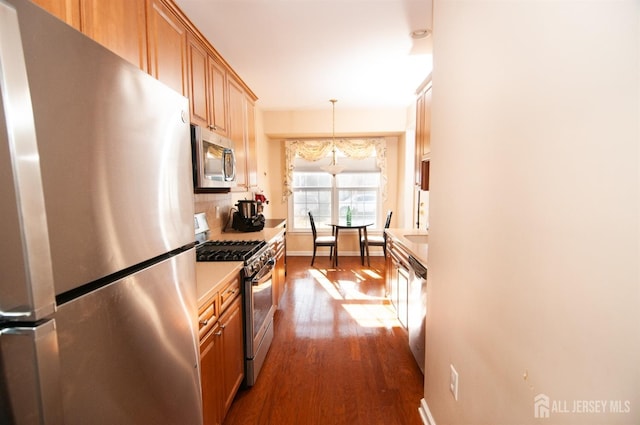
[214,330,223,336]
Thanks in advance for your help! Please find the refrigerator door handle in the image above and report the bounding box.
[0,1,56,321]
[0,319,64,424]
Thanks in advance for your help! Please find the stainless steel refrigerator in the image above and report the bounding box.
[0,0,202,423]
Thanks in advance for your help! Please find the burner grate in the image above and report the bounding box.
[196,240,266,262]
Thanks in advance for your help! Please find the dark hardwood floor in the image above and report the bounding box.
[223,255,424,425]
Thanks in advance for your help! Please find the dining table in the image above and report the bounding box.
[330,220,373,267]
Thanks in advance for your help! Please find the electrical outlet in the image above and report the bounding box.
[450,364,459,401]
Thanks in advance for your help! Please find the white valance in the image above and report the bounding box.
[283,138,387,201]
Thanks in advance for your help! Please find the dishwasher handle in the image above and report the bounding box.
[408,255,427,280]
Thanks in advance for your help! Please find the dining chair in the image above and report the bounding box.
[308,211,336,266]
[360,210,392,261]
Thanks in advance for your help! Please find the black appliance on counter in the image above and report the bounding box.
[195,222,276,387]
[232,200,265,232]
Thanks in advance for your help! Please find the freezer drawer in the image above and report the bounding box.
[55,249,202,425]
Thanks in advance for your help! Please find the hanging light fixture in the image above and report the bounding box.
[321,99,345,176]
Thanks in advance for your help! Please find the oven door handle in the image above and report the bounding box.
[252,258,275,286]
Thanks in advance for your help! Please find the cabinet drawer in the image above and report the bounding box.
[219,276,240,313]
[198,296,219,340]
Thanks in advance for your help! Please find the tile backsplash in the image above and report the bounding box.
[194,190,254,235]
[194,192,232,235]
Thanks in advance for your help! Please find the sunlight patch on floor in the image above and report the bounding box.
[360,269,383,279]
[311,269,386,301]
[310,267,398,328]
[342,303,399,328]
[309,268,343,300]
[338,280,385,301]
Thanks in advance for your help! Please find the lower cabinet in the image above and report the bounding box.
[199,277,244,425]
[386,237,410,330]
[220,297,244,416]
[201,323,223,425]
[272,233,287,308]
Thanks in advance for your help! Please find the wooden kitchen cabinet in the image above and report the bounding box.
[200,323,223,425]
[228,77,247,187]
[31,0,147,70]
[34,0,256,156]
[207,56,229,136]
[272,233,287,308]
[245,98,257,187]
[146,0,187,96]
[219,296,244,417]
[198,272,243,425]
[415,76,432,189]
[228,76,257,189]
[187,32,209,127]
[30,0,80,29]
[78,0,147,71]
[386,236,410,330]
[187,31,230,136]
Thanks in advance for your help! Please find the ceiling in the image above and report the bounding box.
[174,0,433,112]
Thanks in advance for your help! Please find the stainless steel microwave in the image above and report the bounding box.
[191,124,236,190]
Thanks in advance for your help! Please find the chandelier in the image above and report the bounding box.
[321,99,345,176]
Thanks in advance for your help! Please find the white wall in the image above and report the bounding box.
[425,1,639,424]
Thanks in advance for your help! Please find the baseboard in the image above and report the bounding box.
[418,398,436,425]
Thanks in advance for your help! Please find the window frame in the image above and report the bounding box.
[289,170,382,233]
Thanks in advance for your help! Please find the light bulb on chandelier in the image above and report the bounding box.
[321,99,345,176]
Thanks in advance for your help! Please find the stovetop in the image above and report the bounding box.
[196,240,266,262]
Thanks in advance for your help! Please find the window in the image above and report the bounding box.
[284,138,387,231]
[290,158,381,231]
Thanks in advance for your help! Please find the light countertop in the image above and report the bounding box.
[196,261,243,307]
[384,228,428,266]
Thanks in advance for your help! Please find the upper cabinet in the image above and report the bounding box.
[30,0,80,30]
[187,32,209,127]
[187,31,229,137]
[79,0,148,71]
[228,76,258,190]
[32,0,257,190]
[416,77,432,161]
[415,76,432,190]
[34,0,148,72]
[245,98,257,187]
[207,56,228,136]
[146,0,187,97]
[228,77,247,188]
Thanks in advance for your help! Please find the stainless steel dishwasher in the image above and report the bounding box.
[408,255,427,374]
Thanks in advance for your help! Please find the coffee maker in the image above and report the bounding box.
[232,200,265,232]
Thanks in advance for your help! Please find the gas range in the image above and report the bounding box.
[196,239,273,276]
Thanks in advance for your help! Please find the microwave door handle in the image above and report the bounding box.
[224,149,236,181]
[0,2,56,321]
[0,320,64,423]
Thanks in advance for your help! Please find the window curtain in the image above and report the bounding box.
[283,138,387,201]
